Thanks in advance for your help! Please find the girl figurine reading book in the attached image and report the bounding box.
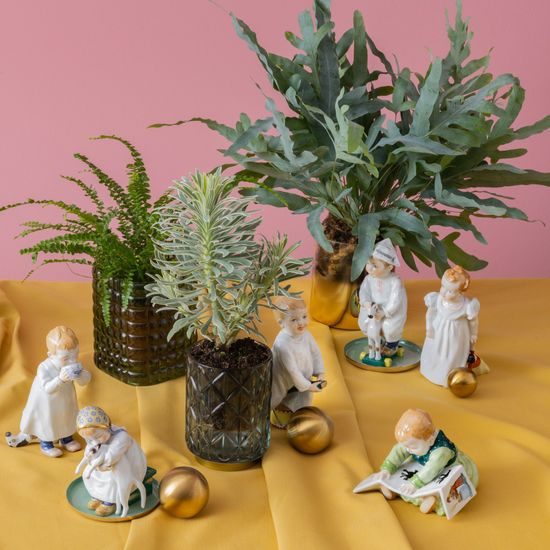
[367,409,478,515]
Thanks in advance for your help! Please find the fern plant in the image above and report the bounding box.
[0,135,169,322]
[153,0,550,281]
[146,170,311,348]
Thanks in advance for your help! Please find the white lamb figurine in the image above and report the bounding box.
[365,303,384,360]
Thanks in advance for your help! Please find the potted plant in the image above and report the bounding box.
[146,170,310,469]
[152,0,550,328]
[0,135,194,385]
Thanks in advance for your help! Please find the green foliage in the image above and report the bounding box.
[153,0,550,280]
[146,171,311,347]
[1,135,168,322]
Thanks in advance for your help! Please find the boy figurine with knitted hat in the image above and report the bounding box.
[15,326,91,457]
[270,297,326,428]
[358,239,407,357]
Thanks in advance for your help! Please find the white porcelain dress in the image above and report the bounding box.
[82,426,147,517]
[20,359,91,441]
[420,292,480,386]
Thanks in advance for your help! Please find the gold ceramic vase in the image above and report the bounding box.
[310,241,363,330]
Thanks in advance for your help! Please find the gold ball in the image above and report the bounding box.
[160,467,209,518]
[448,368,478,398]
[287,406,334,454]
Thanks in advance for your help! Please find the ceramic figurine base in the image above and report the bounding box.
[345,338,421,372]
[67,467,160,522]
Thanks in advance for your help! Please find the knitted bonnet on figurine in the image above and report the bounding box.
[77,406,111,431]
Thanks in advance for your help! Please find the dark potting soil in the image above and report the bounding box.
[190,338,271,369]
[323,214,356,245]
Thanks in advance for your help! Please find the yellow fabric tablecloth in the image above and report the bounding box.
[0,279,548,550]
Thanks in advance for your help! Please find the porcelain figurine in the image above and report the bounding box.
[365,409,478,515]
[358,239,407,358]
[75,406,148,518]
[7,326,91,457]
[420,266,480,386]
[271,297,326,428]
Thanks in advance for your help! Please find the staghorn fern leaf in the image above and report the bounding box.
[154,0,550,277]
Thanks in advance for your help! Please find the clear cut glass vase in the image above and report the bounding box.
[185,346,272,471]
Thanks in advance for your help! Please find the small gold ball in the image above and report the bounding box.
[287,406,334,454]
[448,368,478,398]
[160,467,209,518]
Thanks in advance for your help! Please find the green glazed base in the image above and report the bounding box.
[66,467,160,522]
[344,338,421,373]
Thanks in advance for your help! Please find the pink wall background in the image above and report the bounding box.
[1,0,549,281]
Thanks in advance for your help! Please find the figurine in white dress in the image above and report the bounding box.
[16,326,91,457]
[271,298,326,428]
[75,406,147,518]
[358,239,407,356]
[420,266,480,387]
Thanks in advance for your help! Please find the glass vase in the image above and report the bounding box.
[93,274,194,386]
[185,346,272,470]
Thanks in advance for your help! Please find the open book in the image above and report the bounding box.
[354,461,476,519]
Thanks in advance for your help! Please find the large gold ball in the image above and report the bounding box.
[448,368,478,398]
[160,467,209,518]
[287,406,334,454]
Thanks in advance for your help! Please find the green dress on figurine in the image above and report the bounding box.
[380,429,478,515]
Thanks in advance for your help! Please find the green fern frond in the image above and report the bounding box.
[3,137,167,324]
[22,257,93,281]
[20,232,97,259]
[61,175,106,215]
[74,153,134,217]
[120,272,134,311]
[16,221,87,239]
[0,199,99,225]
[93,135,152,209]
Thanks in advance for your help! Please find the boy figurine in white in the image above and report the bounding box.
[358,239,407,357]
[367,409,478,515]
[271,297,326,428]
[16,326,91,457]
[75,406,147,518]
[420,266,480,386]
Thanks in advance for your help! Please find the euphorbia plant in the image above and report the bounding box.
[153,0,550,280]
[146,170,310,348]
[146,170,311,466]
